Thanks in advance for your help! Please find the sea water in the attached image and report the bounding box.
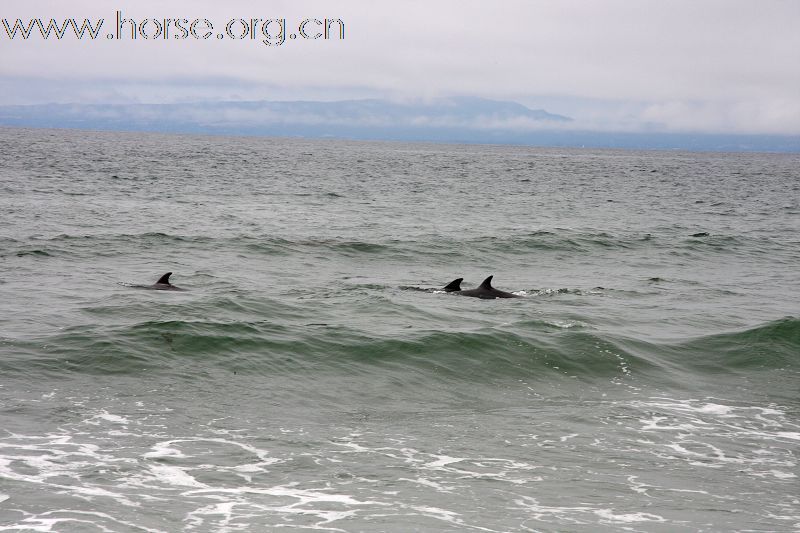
[0,127,798,531]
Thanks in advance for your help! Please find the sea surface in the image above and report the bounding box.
[0,126,798,532]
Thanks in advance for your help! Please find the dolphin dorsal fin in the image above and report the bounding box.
[443,278,463,291]
[479,275,494,289]
[156,272,172,284]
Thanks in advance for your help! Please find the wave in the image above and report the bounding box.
[3,228,786,262]
[2,316,795,386]
[673,316,800,370]
[614,317,800,374]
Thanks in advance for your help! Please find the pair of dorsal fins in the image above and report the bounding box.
[444,275,495,291]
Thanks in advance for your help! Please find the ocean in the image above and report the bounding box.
[0,126,798,532]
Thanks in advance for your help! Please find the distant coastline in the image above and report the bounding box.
[1,97,798,153]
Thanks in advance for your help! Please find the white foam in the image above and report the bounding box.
[398,477,450,492]
[143,441,187,459]
[0,511,169,533]
[424,455,464,468]
[626,475,650,495]
[408,505,461,525]
[768,470,796,479]
[595,509,666,523]
[0,518,66,532]
[513,495,592,522]
[182,483,384,531]
[696,403,734,416]
[149,464,206,488]
[184,483,384,508]
[83,410,129,425]
[664,442,728,463]
[640,416,702,432]
[638,398,789,421]
[184,502,238,532]
[231,464,263,473]
[67,485,141,508]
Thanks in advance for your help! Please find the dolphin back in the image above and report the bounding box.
[456,275,520,299]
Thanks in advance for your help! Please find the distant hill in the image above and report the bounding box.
[0,96,570,136]
[1,97,798,152]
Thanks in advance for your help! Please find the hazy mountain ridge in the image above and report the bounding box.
[0,96,569,130]
[1,97,798,152]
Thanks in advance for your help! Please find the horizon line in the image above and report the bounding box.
[2,124,798,155]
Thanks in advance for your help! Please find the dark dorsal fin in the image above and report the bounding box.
[479,275,494,289]
[156,272,172,284]
[443,278,463,291]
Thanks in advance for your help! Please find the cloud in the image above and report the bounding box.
[1,0,798,134]
[640,99,800,135]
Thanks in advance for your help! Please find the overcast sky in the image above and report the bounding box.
[1,0,798,134]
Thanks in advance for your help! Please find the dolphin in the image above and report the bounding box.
[130,272,186,291]
[442,278,463,292]
[455,275,520,299]
[399,277,463,293]
[151,272,184,290]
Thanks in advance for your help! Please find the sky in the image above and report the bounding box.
[1,0,799,135]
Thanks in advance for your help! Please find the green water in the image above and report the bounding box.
[0,127,798,531]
